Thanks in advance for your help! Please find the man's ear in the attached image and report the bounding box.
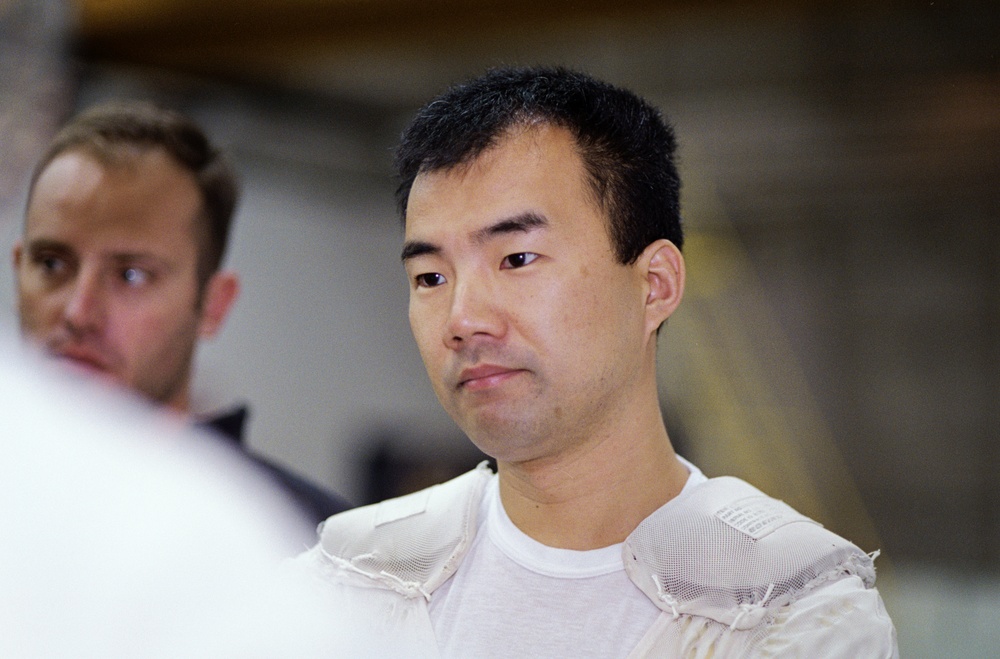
[12,240,23,273]
[198,270,240,339]
[640,239,685,336]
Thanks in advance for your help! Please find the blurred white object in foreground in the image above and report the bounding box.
[0,333,346,658]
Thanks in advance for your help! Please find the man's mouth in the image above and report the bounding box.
[457,364,523,392]
[48,348,111,377]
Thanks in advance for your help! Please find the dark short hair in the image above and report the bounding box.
[27,100,239,288]
[394,66,682,261]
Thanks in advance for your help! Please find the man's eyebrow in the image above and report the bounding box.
[25,238,166,267]
[24,238,69,253]
[401,212,548,262]
[473,212,548,244]
[401,240,438,262]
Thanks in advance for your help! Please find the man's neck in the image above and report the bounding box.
[496,416,690,551]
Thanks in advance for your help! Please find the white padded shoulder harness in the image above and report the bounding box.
[317,463,876,629]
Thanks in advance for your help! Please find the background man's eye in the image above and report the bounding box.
[39,256,64,272]
[123,268,148,285]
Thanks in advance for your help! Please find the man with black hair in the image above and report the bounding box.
[13,101,351,527]
[297,67,897,657]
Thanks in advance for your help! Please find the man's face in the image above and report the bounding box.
[14,147,214,412]
[403,124,655,464]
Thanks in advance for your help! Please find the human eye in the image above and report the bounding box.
[120,266,151,287]
[414,272,447,288]
[31,251,70,278]
[500,252,540,269]
[40,255,65,273]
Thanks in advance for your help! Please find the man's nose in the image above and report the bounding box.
[62,270,106,334]
[443,276,504,349]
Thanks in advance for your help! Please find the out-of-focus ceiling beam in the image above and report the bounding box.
[76,0,746,41]
[72,0,846,83]
[78,0,675,52]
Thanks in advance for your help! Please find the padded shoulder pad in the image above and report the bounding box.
[317,463,492,599]
[623,476,876,630]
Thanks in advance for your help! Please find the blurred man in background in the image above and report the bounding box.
[296,67,897,657]
[12,101,350,526]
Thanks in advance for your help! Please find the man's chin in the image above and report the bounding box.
[53,356,120,386]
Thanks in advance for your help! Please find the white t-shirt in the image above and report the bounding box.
[429,459,708,658]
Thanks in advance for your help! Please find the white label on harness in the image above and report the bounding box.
[715,497,813,540]
[374,487,433,526]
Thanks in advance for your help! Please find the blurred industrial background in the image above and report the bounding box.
[2,0,997,655]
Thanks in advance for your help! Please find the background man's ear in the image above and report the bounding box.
[642,239,685,335]
[199,270,240,339]
[12,241,23,272]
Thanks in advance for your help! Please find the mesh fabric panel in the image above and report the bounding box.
[624,476,875,630]
[318,465,491,598]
